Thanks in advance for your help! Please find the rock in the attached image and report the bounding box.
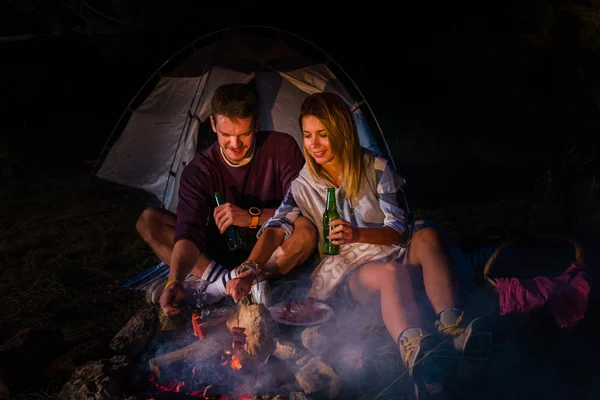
[58,356,134,400]
[295,354,313,369]
[109,304,157,357]
[295,357,341,399]
[300,326,330,357]
[272,338,303,361]
[226,303,279,359]
[46,340,105,384]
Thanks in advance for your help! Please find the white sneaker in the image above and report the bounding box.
[146,275,272,309]
[249,279,272,308]
[145,275,210,307]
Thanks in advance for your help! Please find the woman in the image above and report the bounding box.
[227,92,488,397]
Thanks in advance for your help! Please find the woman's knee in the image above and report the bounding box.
[362,261,406,287]
[410,227,446,255]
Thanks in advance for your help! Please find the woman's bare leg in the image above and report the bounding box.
[348,261,422,341]
[404,227,460,315]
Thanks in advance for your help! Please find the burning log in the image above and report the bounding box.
[148,337,224,380]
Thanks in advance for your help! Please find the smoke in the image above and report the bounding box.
[128,239,598,399]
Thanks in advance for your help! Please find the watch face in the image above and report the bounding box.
[249,207,261,216]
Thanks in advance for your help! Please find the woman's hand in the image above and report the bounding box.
[328,219,358,245]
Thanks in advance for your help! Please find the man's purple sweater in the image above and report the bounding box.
[174,131,305,253]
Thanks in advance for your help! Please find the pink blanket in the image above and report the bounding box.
[495,263,591,329]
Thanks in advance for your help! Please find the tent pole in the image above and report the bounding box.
[159,34,233,209]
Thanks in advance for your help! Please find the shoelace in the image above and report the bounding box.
[439,311,466,337]
[400,330,424,364]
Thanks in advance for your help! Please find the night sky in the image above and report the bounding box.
[5,1,598,168]
[2,1,598,215]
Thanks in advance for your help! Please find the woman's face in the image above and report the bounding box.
[302,115,335,165]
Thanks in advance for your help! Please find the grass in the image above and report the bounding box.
[0,151,598,399]
[0,165,152,344]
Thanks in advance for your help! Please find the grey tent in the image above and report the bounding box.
[94,26,394,212]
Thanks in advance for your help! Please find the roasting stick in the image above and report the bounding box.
[226,296,241,329]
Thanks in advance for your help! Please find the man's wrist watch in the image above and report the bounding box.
[248,207,261,229]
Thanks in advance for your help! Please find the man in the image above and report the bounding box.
[136,83,317,316]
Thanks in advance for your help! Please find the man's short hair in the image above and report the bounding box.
[210,83,258,123]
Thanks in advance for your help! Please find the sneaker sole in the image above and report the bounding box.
[145,277,168,305]
[462,317,493,359]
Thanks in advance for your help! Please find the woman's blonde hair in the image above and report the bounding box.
[299,92,363,199]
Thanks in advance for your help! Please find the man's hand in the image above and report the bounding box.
[159,282,185,316]
[226,275,254,303]
[214,203,251,233]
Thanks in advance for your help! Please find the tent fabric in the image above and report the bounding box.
[96,27,392,212]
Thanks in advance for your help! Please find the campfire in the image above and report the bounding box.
[57,296,408,400]
[140,299,306,400]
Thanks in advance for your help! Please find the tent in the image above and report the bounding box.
[93,25,395,212]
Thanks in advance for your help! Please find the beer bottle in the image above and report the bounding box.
[214,191,244,251]
[322,188,340,255]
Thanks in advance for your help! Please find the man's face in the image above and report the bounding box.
[211,114,256,164]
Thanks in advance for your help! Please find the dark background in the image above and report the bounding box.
[3,1,599,183]
[1,1,599,399]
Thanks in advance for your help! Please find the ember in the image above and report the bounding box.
[147,374,251,399]
[148,374,213,398]
[221,350,244,371]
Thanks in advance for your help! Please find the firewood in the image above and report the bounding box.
[148,337,224,380]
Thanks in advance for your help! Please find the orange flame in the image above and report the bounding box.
[221,349,244,371]
[230,354,243,371]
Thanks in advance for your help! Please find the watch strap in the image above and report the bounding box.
[248,207,261,228]
[249,215,259,229]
